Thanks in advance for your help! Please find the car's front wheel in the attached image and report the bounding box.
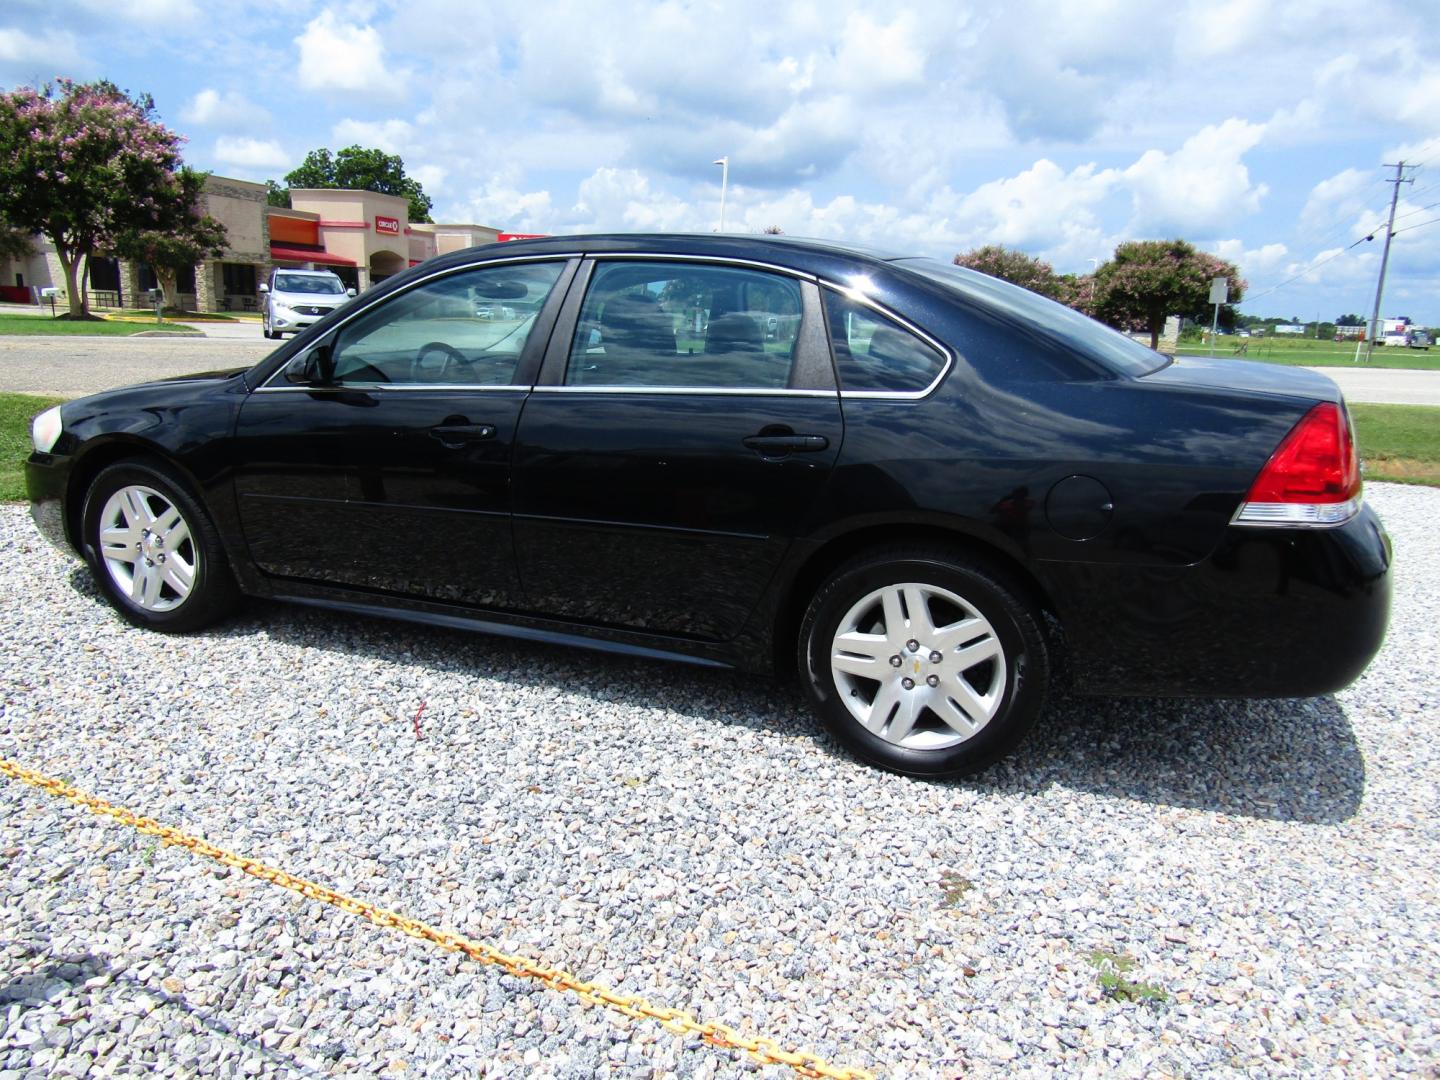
[798,547,1049,777]
[81,460,239,632]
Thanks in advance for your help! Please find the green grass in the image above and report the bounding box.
[1351,403,1440,486]
[1178,335,1440,370]
[0,315,193,336]
[1,392,66,501]
[1086,950,1169,1007]
[106,307,239,323]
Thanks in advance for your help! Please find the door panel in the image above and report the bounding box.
[511,257,842,641]
[231,258,574,608]
[512,392,842,639]
[234,389,526,606]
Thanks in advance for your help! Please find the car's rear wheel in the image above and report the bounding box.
[798,547,1049,777]
[81,460,239,632]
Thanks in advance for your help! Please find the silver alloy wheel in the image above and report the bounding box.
[97,484,198,612]
[830,582,1006,750]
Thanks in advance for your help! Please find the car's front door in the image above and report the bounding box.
[511,258,843,641]
[232,258,573,608]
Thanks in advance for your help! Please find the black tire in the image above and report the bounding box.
[80,459,240,633]
[797,546,1049,778]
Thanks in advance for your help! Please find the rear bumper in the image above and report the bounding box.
[1048,502,1392,697]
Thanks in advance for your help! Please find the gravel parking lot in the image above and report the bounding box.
[2,483,1437,1078]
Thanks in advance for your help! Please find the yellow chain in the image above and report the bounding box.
[0,757,874,1079]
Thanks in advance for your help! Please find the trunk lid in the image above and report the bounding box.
[1141,355,1341,403]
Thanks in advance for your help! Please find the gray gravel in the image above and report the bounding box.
[2,482,1438,1078]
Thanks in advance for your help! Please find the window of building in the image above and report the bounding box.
[822,289,947,393]
[566,262,803,389]
[221,263,256,296]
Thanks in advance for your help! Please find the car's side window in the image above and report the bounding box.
[329,262,564,386]
[822,289,948,393]
[565,262,803,389]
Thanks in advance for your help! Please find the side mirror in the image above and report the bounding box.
[346,287,357,297]
[283,342,335,386]
[258,283,270,294]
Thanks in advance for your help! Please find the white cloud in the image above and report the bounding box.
[0,27,90,80]
[213,136,290,171]
[182,88,266,130]
[455,176,555,232]
[294,11,406,99]
[332,118,415,155]
[1123,119,1269,236]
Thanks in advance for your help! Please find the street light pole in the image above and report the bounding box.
[713,156,729,232]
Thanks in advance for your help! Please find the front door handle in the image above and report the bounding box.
[430,423,496,447]
[743,433,829,453]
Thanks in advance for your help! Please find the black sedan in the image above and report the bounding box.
[26,234,1392,777]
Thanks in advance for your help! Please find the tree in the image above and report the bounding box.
[275,145,434,222]
[953,245,1065,299]
[1093,239,1245,350]
[265,180,291,209]
[0,220,33,261]
[114,168,228,310]
[762,225,784,235]
[1335,313,1366,326]
[0,79,197,318]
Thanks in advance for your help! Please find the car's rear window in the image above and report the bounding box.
[894,258,1170,377]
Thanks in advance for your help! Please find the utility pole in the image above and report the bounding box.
[1364,161,1415,363]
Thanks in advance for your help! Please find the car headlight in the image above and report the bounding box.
[273,303,295,318]
[31,405,63,453]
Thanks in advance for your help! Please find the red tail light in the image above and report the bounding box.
[1234,402,1362,526]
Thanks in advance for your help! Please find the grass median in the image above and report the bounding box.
[1351,403,1440,486]
[1,393,67,501]
[1178,336,1440,371]
[0,315,194,336]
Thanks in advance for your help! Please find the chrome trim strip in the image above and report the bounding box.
[528,385,836,398]
[1231,494,1364,528]
[584,251,819,282]
[253,383,525,394]
[257,253,582,390]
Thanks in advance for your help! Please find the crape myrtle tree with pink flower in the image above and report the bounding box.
[953,239,1245,348]
[0,78,227,318]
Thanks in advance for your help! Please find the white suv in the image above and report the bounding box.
[260,269,355,339]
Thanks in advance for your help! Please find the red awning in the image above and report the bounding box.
[269,245,357,267]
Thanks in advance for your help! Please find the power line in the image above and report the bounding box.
[1392,213,1440,236]
[1240,240,1370,306]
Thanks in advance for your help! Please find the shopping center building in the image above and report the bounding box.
[0,173,535,311]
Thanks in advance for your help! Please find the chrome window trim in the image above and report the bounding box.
[253,383,527,394]
[580,251,819,282]
[257,253,581,391]
[529,385,837,398]
[817,282,954,400]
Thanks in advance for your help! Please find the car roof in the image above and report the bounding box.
[425,232,916,281]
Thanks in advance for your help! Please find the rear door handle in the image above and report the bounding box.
[743,434,829,453]
[430,423,496,447]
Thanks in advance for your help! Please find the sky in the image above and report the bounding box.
[4,0,1440,324]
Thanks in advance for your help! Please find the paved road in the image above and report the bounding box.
[0,335,277,397]
[1306,366,1440,406]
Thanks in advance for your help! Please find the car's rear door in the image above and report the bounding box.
[232,257,574,608]
[510,257,843,641]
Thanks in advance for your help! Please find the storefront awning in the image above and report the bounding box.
[269,245,357,267]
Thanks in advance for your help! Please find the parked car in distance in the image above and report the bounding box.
[1407,329,1431,350]
[25,234,1393,778]
[260,268,357,340]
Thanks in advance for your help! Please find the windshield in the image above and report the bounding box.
[894,258,1170,377]
[275,274,345,295]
